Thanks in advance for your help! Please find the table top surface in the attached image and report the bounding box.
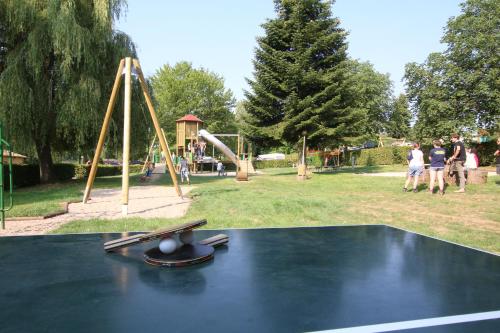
[0,225,499,333]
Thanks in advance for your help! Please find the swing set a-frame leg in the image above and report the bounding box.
[133,59,182,198]
[82,59,125,204]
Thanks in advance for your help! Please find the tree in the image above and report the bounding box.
[404,0,499,140]
[443,0,499,131]
[244,0,368,149]
[387,94,412,139]
[404,53,459,140]
[347,60,392,137]
[0,0,147,182]
[151,61,236,143]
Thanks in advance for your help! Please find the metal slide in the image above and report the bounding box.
[199,129,238,165]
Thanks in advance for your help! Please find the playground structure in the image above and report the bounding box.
[175,115,253,181]
[82,57,182,215]
[0,121,14,229]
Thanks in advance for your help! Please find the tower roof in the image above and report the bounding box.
[176,114,203,123]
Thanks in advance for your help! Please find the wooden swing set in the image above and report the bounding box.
[82,57,182,215]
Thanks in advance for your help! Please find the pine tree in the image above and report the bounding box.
[0,0,147,182]
[244,0,367,149]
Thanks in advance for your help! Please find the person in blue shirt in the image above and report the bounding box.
[429,139,446,195]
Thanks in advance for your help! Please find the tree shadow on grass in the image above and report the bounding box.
[314,165,388,175]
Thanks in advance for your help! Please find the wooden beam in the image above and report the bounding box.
[133,59,183,197]
[121,57,132,215]
[83,59,124,203]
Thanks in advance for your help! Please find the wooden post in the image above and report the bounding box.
[83,59,124,203]
[133,59,182,197]
[141,133,156,173]
[121,57,132,215]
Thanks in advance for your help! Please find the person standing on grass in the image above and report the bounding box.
[448,133,466,193]
[180,155,190,185]
[429,140,446,195]
[494,138,500,175]
[465,147,478,171]
[403,142,424,193]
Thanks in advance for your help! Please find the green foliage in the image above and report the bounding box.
[3,163,76,189]
[0,0,149,183]
[254,159,295,169]
[347,60,393,136]
[3,164,40,189]
[150,61,236,143]
[243,0,372,149]
[405,0,500,140]
[309,153,323,168]
[387,94,412,139]
[53,163,76,181]
[351,147,412,166]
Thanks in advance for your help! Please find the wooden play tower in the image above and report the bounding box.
[176,114,203,157]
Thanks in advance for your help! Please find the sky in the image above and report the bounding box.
[116,0,463,101]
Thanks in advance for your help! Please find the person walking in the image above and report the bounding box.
[448,133,466,193]
[403,142,424,193]
[216,161,225,176]
[428,139,446,195]
[179,156,190,185]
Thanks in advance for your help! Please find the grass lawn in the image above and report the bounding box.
[48,165,500,254]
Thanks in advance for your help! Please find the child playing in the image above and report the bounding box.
[428,139,446,195]
[403,143,424,193]
[217,161,225,176]
[180,156,190,185]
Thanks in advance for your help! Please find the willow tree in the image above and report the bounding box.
[0,0,147,182]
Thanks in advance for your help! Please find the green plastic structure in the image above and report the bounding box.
[0,121,14,229]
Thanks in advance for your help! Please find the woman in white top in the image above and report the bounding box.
[465,147,478,170]
[404,143,425,193]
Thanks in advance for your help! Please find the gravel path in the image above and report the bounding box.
[0,164,193,236]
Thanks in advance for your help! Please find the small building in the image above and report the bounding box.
[176,114,204,156]
[2,151,28,165]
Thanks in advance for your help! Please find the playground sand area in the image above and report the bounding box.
[0,185,193,236]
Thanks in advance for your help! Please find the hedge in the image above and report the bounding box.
[2,163,145,189]
[254,158,295,169]
[349,147,412,166]
[74,164,144,179]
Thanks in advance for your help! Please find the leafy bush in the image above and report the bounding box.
[254,158,295,169]
[53,163,75,181]
[3,164,40,189]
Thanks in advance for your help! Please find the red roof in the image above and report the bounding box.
[176,114,203,123]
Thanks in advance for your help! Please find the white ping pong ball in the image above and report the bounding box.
[159,238,177,254]
[179,230,194,244]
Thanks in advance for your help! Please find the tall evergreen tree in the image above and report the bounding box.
[244,0,367,149]
[0,0,147,182]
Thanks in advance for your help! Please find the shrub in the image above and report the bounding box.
[53,163,75,181]
[3,164,40,189]
[254,158,295,169]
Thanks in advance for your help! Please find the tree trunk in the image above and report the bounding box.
[36,141,55,183]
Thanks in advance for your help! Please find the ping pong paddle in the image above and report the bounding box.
[143,234,229,267]
[104,219,207,252]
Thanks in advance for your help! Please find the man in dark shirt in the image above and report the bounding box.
[448,133,466,192]
[495,137,500,175]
